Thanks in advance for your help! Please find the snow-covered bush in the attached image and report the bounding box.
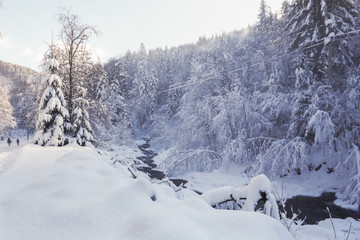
[253,137,310,177]
[200,174,279,220]
[34,58,69,146]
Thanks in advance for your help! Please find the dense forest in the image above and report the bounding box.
[1,0,360,208]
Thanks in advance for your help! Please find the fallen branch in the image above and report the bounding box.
[212,194,246,209]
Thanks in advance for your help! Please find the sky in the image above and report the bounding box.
[0,0,284,70]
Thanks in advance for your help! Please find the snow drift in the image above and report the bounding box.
[0,143,292,240]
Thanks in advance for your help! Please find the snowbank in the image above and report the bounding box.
[295,218,360,240]
[0,143,292,240]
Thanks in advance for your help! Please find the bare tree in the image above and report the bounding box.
[57,9,97,128]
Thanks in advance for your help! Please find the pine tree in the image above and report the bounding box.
[285,0,357,142]
[34,58,69,146]
[73,86,94,146]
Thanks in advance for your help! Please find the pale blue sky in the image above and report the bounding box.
[0,0,284,70]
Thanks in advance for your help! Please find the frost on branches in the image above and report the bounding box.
[306,110,335,147]
[254,137,310,177]
[73,86,94,146]
[34,58,69,146]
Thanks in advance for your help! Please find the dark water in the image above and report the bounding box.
[136,139,187,187]
[285,192,360,224]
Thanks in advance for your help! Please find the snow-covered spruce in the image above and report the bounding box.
[73,86,94,146]
[200,174,279,220]
[33,58,69,146]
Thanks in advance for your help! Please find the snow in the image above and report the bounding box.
[179,167,342,200]
[48,74,62,87]
[200,186,247,207]
[242,174,279,218]
[173,160,360,239]
[0,142,292,240]
[295,218,360,240]
[47,58,59,69]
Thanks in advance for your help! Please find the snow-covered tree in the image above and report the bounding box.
[306,110,335,147]
[16,74,40,139]
[0,79,16,137]
[286,0,358,86]
[130,43,159,130]
[0,60,38,137]
[101,58,132,144]
[288,67,316,139]
[332,73,360,149]
[73,86,94,146]
[254,137,310,177]
[34,58,69,146]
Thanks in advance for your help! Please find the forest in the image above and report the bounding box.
[1,0,360,211]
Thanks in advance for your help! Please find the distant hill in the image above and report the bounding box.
[0,60,38,133]
[0,60,38,87]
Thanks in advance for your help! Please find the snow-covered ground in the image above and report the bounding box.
[0,141,292,240]
[177,167,341,198]
[178,169,360,239]
[154,144,360,240]
[1,138,359,239]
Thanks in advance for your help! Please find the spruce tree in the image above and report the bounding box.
[286,0,357,86]
[73,86,94,146]
[34,58,69,146]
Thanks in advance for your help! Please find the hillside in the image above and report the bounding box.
[0,60,38,134]
[0,60,37,83]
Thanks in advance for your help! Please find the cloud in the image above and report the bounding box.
[21,47,35,56]
[87,42,110,64]
[0,37,10,48]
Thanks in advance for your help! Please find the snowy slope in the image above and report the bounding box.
[0,143,292,240]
